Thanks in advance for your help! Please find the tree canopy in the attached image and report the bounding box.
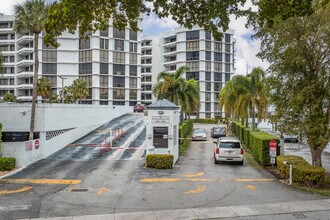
[44,0,247,46]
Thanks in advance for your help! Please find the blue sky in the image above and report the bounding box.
[1,0,269,74]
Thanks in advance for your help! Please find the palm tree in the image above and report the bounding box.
[153,66,200,123]
[14,0,49,140]
[3,93,18,102]
[37,77,51,102]
[71,79,89,103]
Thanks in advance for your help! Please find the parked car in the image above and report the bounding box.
[133,104,146,113]
[214,137,244,165]
[284,134,299,143]
[192,128,207,141]
[211,126,226,138]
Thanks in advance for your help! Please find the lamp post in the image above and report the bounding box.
[59,76,67,104]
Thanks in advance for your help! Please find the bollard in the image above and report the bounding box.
[113,130,116,145]
[100,143,102,157]
[289,164,292,185]
[118,129,121,140]
[121,128,125,137]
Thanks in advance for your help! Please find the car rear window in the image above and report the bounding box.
[214,128,224,132]
[219,142,240,148]
[194,129,205,134]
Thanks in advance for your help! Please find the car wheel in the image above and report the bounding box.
[239,160,244,165]
[214,159,219,164]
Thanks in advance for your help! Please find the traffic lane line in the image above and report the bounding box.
[0,179,81,185]
[0,186,33,195]
[140,178,274,183]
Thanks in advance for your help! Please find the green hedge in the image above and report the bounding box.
[0,157,16,171]
[231,121,279,165]
[145,154,173,169]
[179,138,190,156]
[0,122,2,149]
[192,118,218,124]
[179,119,193,145]
[277,155,327,185]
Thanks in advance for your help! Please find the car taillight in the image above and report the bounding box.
[216,148,219,154]
[240,148,244,155]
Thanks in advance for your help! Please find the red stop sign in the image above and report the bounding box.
[269,140,277,148]
[35,140,40,149]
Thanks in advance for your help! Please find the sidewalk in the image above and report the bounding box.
[23,199,330,220]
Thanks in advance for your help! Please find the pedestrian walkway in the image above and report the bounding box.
[23,199,330,220]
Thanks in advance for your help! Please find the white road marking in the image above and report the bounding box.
[0,205,32,211]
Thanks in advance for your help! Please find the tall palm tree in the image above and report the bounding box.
[14,0,49,140]
[71,79,89,104]
[37,77,51,102]
[153,66,200,123]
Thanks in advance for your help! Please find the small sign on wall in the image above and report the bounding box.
[25,141,32,151]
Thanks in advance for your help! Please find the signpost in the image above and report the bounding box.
[34,139,40,150]
[269,140,277,165]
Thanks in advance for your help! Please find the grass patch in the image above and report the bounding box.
[293,185,330,197]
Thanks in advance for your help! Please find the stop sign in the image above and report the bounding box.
[269,140,277,148]
[35,140,40,149]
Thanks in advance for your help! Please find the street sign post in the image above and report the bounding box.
[269,140,277,165]
[35,139,40,150]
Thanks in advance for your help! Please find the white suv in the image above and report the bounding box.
[214,137,244,165]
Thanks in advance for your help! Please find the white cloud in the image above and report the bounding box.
[0,0,25,15]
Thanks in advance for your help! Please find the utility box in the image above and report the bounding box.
[146,99,180,164]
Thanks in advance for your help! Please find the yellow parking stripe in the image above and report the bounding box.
[0,179,81,185]
[234,178,274,182]
[0,186,33,195]
[185,185,206,194]
[183,172,205,178]
[141,178,274,183]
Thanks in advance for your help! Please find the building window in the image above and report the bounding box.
[100,38,109,49]
[214,102,220,111]
[130,42,138,52]
[214,92,220,101]
[225,54,231,63]
[42,50,57,62]
[113,28,125,39]
[205,92,211,101]
[100,101,108,105]
[44,76,57,87]
[205,31,211,40]
[214,82,222,91]
[186,30,199,40]
[205,113,211,119]
[214,62,222,71]
[214,42,222,52]
[129,65,137,76]
[79,63,92,74]
[186,72,199,81]
[129,101,137,106]
[79,50,92,62]
[129,30,137,41]
[205,102,211,111]
[113,52,125,63]
[206,72,211,81]
[79,39,90,49]
[186,62,199,71]
[113,76,125,87]
[100,63,109,74]
[113,64,125,75]
[205,51,211,61]
[225,73,231,81]
[186,51,199,61]
[42,63,57,75]
[225,64,231,72]
[129,78,137,88]
[205,61,211,71]
[114,39,124,51]
[186,41,199,51]
[100,76,108,87]
[206,82,211,90]
[100,50,108,62]
[129,53,137,64]
[225,34,231,43]
[214,52,222,62]
[78,75,92,87]
[225,44,231,53]
[129,89,137,99]
[100,29,108,37]
[214,72,222,82]
[113,101,125,105]
[113,88,125,99]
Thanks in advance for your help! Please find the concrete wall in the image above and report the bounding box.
[0,103,131,167]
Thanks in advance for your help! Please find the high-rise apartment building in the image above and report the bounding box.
[0,15,142,106]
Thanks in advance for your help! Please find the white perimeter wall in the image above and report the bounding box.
[0,103,131,167]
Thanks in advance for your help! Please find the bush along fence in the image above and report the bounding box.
[179,119,193,156]
[277,155,327,186]
[192,118,218,124]
[0,123,17,171]
[145,154,174,169]
[231,121,279,165]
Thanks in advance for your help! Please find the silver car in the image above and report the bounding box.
[192,128,207,141]
[214,137,244,165]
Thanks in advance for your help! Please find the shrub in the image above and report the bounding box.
[0,157,16,171]
[0,122,2,149]
[192,118,218,124]
[292,165,327,185]
[145,154,173,169]
[179,119,193,145]
[179,138,191,156]
[277,155,308,175]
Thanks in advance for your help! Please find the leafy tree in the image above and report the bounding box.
[259,7,330,167]
[153,66,200,123]
[71,79,89,104]
[60,86,74,104]
[14,0,49,140]
[44,0,248,46]
[48,94,60,103]
[37,77,51,102]
[3,93,18,103]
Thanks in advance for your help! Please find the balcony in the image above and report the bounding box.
[1,50,15,56]
[17,95,32,101]
[17,71,34,79]
[17,35,33,44]
[16,83,33,90]
[0,85,15,89]
[17,47,34,56]
[17,59,34,67]
[0,38,15,45]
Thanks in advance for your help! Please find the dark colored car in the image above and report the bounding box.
[133,104,146,113]
[211,126,226,138]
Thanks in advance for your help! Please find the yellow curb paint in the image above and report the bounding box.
[234,178,274,182]
[96,187,109,195]
[0,186,33,195]
[183,172,204,178]
[0,179,81,185]
[246,185,256,192]
[185,185,206,194]
[140,178,212,183]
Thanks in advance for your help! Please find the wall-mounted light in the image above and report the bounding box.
[158,111,164,115]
